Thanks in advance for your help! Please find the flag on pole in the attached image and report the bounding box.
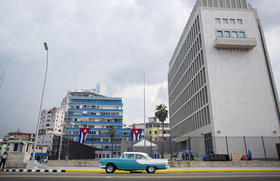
[132,129,142,141]
[79,128,90,143]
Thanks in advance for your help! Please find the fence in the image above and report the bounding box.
[121,136,280,161]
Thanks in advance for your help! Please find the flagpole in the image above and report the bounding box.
[143,73,146,153]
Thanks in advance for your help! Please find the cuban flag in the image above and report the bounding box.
[79,128,90,144]
[132,129,142,141]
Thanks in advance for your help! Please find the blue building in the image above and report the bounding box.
[62,89,131,158]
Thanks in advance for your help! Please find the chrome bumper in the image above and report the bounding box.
[100,165,106,169]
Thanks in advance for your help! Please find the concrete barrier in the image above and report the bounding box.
[46,160,100,168]
[170,160,280,167]
[44,159,280,168]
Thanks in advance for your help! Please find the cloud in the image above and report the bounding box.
[0,0,279,138]
[0,0,192,137]
[248,0,280,29]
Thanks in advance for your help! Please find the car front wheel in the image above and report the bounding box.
[106,164,116,174]
[146,166,156,174]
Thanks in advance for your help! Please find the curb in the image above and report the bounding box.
[2,169,66,173]
[65,169,280,173]
[2,169,280,174]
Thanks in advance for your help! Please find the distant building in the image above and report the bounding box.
[62,88,131,158]
[168,0,280,154]
[37,107,65,151]
[4,129,35,142]
[133,118,170,142]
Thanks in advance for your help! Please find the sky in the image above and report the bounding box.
[0,0,279,138]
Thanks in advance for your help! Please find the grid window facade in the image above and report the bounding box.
[168,15,211,138]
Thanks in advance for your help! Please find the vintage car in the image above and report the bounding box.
[99,152,169,173]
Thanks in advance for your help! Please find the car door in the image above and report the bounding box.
[120,153,137,170]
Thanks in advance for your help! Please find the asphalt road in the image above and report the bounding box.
[0,172,280,181]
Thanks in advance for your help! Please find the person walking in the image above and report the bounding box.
[0,151,7,170]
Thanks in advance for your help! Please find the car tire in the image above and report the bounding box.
[146,166,156,174]
[106,164,116,174]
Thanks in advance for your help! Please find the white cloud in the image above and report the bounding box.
[0,0,279,137]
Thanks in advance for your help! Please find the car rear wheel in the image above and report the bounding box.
[106,164,116,174]
[146,166,156,174]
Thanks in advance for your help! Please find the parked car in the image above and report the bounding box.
[99,152,169,173]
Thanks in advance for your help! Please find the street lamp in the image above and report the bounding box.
[32,42,49,161]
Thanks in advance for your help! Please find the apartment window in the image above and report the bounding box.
[222,18,228,24]
[224,31,230,38]
[215,18,221,24]
[232,31,238,38]
[154,131,158,135]
[239,31,245,38]
[217,31,223,37]
[237,19,243,24]
[229,19,235,24]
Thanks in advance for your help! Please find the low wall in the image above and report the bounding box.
[44,159,280,168]
[170,160,280,167]
[46,160,100,167]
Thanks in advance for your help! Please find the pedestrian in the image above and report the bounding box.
[0,151,8,170]
[185,149,189,160]
[173,152,177,159]
[190,149,194,160]
[247,150,252,161]
[181,151,185,160]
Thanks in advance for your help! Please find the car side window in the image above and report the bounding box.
[135,154,147,160]
[126,154,135,159]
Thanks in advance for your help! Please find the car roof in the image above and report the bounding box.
[123,152,148,156]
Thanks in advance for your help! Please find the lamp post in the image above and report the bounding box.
[32,42,49,161]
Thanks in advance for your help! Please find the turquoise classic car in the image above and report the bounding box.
[100,152,169,173]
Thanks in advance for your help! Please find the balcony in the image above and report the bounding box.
[214,37,257,49]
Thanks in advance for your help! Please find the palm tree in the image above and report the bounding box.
[155,104,168,159]
[107,126,116,158]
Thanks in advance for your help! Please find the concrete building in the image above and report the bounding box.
[6,141,33,168]
[62,89,131,158]
[4,129,35,142]
[168,0,280,154]
[133,118,170,142]
[37,107,65,151]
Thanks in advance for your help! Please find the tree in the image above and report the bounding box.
[107,126,117,158]
[155,104,168,158]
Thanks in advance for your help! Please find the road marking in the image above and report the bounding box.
[65,169,280,173]
[1,174,280,179]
